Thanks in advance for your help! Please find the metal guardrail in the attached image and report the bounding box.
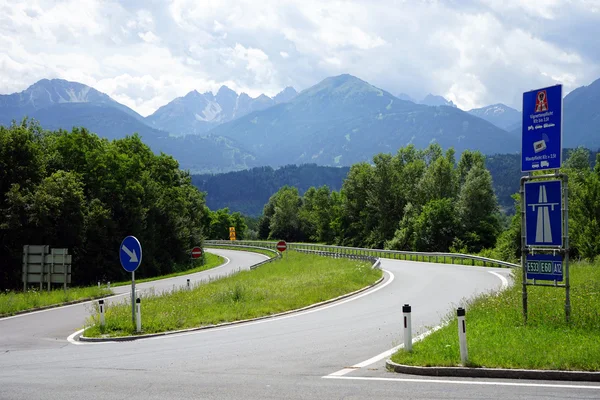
[204,240,519,269]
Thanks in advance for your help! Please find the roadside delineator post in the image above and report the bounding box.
[187,279,191,290]
[457,307,468,365]
[99,299,105,327]
[107,281,110,289]
[403,304,412,352]
[136,298,142,333]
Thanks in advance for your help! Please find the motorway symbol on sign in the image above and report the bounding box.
[526,253,563,281]
[521,84,562,172]
[120,236,142,272]
[276,241,287,252]
[191,246,203,259]
[525,180,562,247]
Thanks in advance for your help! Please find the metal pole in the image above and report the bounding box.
[520,177,528,324]
[563,175,571,323]
[403,304,412,352]
[131,271,136,326]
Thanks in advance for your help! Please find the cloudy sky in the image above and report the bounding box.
[1,0,599,116]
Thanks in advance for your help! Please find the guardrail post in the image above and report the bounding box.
[403,304,412,352]
[99,299,105,327]
[457,307,468,365]
[136,298,142,333]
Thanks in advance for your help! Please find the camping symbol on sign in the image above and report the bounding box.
[535,90,548,112]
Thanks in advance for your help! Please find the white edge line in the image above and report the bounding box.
[1,254,233,323]
[322,376,600,390]
[488,270,509,290]
[327,324,444,377]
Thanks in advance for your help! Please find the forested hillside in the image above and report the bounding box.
[192,164,350,216]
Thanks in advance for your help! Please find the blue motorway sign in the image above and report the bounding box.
[525,180,562,247]
[120,235,142,272]
[521,84,562,172]
[526,253,563,281]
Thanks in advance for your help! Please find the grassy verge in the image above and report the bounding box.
[390,261,600,371]
[85,251,381,337]
[111,253,224,287]
[0,286,112,317]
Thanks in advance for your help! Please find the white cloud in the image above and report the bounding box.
[0,0,599,115]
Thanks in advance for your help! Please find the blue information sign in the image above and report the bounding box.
[526,253,563,281]
[119,236,142,272]
[525,180,562,247]
[521,84,562,172]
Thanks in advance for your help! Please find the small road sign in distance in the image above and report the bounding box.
[191,246,203,259]
[276,241,287,252]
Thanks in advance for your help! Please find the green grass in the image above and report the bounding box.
[84,251,381,337]
[0,286,112,317]
[111,253,225,287]
[391,261,600,371]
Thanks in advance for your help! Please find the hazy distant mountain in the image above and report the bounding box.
[420,94,457,108]
[467,103,521,131]
[205,74,518,167]
[0,79,257,173]
[0,78,144,125]
[562,77,600,149]
[146,86,298,136]
[396,93,414,102]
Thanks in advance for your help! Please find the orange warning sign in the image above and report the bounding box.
[535,90,548,113]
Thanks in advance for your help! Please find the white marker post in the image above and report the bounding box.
[187,279,190,290]
[403,304,412,352]
[99,299,105,327]
[136,297,141,333]
[457,307,468,365]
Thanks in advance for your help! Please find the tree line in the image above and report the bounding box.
[0,120,241,290]
[255,145,600,263]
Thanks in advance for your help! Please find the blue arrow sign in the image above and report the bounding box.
[526,253,563,281]
[525,180,562,247]
[120,236,142,272]
[521,84,562,172]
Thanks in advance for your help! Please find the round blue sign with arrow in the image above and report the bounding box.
[120,236,142,272]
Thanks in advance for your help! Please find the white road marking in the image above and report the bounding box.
[0,255,231,322]
[322,375,600,390]
[488,271,509,290]
[327,325,444,377]
[73,270,395,344]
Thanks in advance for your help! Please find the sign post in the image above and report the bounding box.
[276,241,287,258]
[520,83,569,323]
[119,236,142,326]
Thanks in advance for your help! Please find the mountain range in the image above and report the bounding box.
[1,74,599,173]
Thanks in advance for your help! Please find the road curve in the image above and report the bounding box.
[1,251,599,400]
[0,248,267,351]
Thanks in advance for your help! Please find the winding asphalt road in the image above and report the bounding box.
[1,249,598,399]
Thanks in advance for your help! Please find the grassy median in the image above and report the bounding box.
[391,261,600,371]
[0,286,112,317]
[84,251,381,337]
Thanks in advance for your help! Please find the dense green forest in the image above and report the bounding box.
[192,164,350,216]
[255,145,600,263]
[0,120,245,290]
[193,149,598,216]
